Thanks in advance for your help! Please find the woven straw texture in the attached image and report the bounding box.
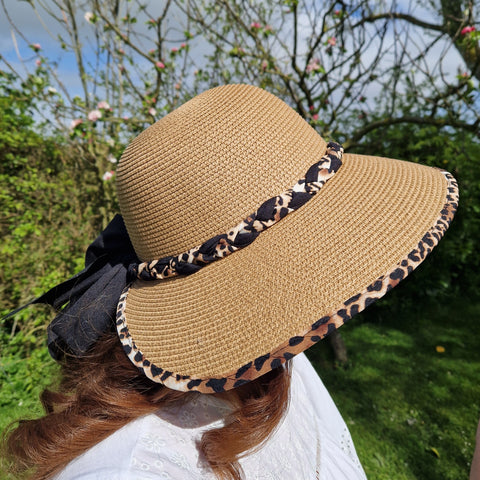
[117,84,326,261]
[116,84,449,381]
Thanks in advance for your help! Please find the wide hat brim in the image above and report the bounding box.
[117,151,458,393]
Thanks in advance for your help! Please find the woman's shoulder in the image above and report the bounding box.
[55,354,366,480]
[54,388,242,479]
[54,411,216,479]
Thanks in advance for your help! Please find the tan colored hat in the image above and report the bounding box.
[115,84,458,393]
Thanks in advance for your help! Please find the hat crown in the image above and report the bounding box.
[116,84,326,261]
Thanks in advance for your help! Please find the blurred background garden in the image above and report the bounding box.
[0,0,479,478]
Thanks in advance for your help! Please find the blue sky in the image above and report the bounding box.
[0,0,470,127]
[0,0,196,104]
[1,0,463,82]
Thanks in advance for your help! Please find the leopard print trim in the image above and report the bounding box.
[116,170,458,393]
[128,142,343,281]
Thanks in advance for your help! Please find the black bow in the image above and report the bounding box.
[4,215,139,360]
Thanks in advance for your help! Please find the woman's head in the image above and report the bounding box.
[4,331,291,480]
[3,83,458,480]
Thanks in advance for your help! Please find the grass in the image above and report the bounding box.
[308,293,480,480]
[0,294,478,479]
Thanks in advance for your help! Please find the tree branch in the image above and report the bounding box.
[345,115,480,150]
[351,12,444,32]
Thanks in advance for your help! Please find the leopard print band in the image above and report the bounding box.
[128,142,344,281]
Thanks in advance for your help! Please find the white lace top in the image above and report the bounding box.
[55,353,367,479]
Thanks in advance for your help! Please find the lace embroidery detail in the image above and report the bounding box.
[141,433,167,452]
[341,425,364,472]
[168,452,192,471]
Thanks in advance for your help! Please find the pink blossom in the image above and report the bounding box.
[102,171,115,181]
[84,12,95,23]
[334,10,341,16]
[107,154,117,164]
[97,101,110,110]
[35,59,42,67]
[250,22,261,29]
[312,114,319,121]
[264,25,273,32]
[148,107,156,116]
[31,43,41,52]
[309,105,314,111]
[149,49,156,55]
[69,119,83,130]
[174,83,181,90]
[123,115,129,121]
[180,43,187,48]
[461,72,469,78]
[306,58,321,74]
[171,47,178,53]
[327,37,336,46]
[118,48,125,55]
[155,61,165,69]
[461,26,476,35]
[147,18,156,25]
[261,59,268,70]
[88,109,102,121]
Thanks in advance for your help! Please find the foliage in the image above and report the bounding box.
[172,0,480,143]
[2,1,480,151]
[0,347,58,416]
[0,346,58,480]
[0,70,101,352]
[308,296,480,480]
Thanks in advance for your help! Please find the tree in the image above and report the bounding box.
[2,0,479,149]
[178,0,480,146]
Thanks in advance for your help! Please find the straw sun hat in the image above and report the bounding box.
[109,84,458,393]
[10,83,454,393]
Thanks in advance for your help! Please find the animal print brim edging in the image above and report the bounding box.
[116,170,458,393]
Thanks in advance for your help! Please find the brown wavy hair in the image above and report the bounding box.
[3,331,291,480]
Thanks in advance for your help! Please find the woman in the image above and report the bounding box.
[3,84,458,479]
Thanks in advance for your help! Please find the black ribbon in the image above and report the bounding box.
[4,215,139,360]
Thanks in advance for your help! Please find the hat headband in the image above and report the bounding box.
[128,142,343,282]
